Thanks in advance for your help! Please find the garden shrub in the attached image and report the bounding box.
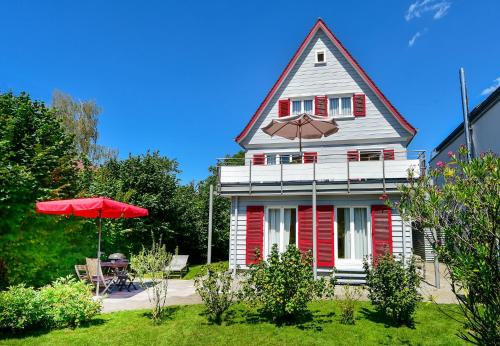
[0,285,43,331]
[338,285,362,325]
[0,278,100,332]
[363,253,421,325]
[131,241,172,324]
[241,245,335,323]
[194,262,237,324]
[39,276,101,328]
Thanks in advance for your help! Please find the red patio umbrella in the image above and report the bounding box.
[36,197,149,295]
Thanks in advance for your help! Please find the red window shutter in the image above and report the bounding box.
[303,152,318,163]
[353,94,366,117]
[371,205,393,263]
[278,99,290,117]
[298,205,313,254]
[314,96,328,117]
[246,206,264,265]
[383,149,395,160]
[347,150,359,162]
[252,154,265,165]
[317,205,334,267]
[299,205,335,268]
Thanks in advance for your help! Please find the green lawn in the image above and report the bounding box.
[0,301,466,346]
[182,261,228,280]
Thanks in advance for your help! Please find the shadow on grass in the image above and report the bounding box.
[359,307,416,329]
[0,317,106,340]
[199,305,336,332]
[141,306,180,324]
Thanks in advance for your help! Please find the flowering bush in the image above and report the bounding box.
[0,285,44,331]
[240,245,335,323]
[39,276,101,328]
[397,149,499,344]
[363,253,421,326]
[0,277,100,332]
[194,262,237,324]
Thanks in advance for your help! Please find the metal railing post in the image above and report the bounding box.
[382,153,386,193]
[347,160,350,193]
[249,159,252,195]
[280,161,283,195]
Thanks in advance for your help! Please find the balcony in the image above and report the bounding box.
[217,150,426,195]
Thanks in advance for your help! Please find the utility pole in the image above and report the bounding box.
[459,68,474,161]
[207,184,213,264]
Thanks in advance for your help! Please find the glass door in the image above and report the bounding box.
[336,207,370,265]
[266,207,297,257]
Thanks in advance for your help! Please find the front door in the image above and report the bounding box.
[335,207,371,267]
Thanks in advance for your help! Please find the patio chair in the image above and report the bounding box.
[75,264,89,282]
[86,258,115,294]
[164,255,189,278]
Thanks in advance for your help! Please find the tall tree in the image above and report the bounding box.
[52,90,117,164]
[0,91,81,287]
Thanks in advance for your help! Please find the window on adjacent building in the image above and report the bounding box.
[266,154,276,165]
[291,99,313,115]
[329,96,352,116]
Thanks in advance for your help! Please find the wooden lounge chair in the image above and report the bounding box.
[86,258,114,294]
[75,264,89,282]
[165,255,189,278]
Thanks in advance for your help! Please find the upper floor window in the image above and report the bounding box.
[291,99,313,115]
[329,96,352,116]
[315,50,326,63]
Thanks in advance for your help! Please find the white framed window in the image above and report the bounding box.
[335,206,371,264]
[329,95,353,117]
[291,98,313,115]
[315,49,326,63]
[265,207,298,257]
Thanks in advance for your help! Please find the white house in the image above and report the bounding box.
[430,86,500,167]
[217,19,424,283]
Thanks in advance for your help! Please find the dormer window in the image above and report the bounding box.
[315,50,326,63]
[291,98,313,115]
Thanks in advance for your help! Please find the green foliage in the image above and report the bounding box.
[39,276,101,328]
[194,262,237,324]
[0,91,80,287]
[0,285,44,331]
[240,245,336,323]
[130,241,172,323]
[363,253,421,326]
[52,90,117,164]
[0,278,100,332]
[338,285,362,325]
[396,149,499,344]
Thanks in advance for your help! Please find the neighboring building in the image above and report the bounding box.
[430,86,500,167]
[217,19,425,283]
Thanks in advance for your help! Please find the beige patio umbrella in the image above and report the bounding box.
[262,113,339,153]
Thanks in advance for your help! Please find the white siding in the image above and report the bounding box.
[240,29,410,150]
[229,195,412,270]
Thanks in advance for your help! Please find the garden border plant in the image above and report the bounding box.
[240,245,336,324]
[363,252,422,326]
[194,262,237,324]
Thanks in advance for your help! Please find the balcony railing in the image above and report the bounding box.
[217,150,426,193]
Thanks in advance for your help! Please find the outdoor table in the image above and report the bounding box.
[100,261,137,292]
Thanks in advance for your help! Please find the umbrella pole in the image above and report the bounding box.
[96,213,102,297]
[299,125,302,154]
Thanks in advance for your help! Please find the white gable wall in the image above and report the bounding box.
[240,29,411,153]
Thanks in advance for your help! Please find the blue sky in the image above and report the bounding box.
[1,0,498,182]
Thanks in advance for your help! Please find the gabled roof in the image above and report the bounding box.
[235,19,417,144]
